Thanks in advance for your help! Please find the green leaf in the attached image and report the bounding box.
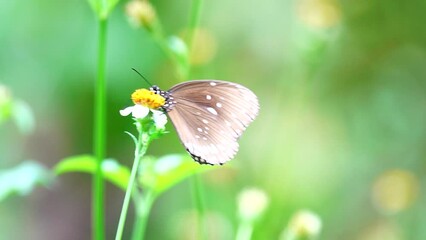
[125,131,138,146]
[139,154,212,195]
[167,36,190,78]
[0,98,12,125]
[11,100,35,134]
[0,87,34,134]
[0,161,52,201]
[54,155,130,190]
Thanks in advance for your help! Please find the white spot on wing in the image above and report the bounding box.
[206,95,212,100]
[216,102,222,108]
[195,135,200,139]
[210,82,217,86]
[202,137,208,140]
[202,119,209,124]
[197,128,203,132]
[206,107,218,115]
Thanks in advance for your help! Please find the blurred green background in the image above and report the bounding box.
[1,0,426,239]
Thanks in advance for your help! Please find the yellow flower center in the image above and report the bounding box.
[131,89,165,109]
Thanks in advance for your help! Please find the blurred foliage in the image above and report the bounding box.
[55,155,131,190]
[1,0,426,239]
[0,161,51,201]
[54,153,210,196]
[0,85,35,134]
[139,154,212,195]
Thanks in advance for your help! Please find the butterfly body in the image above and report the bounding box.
[150,80,259,165]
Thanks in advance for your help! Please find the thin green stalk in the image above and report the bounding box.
[93,18,108,240]
[131,191,156,240]
[115,132,149,240]
[191,174,206,240]
[186,0,203,50]
[186,1,206,239]
[235,221,253,240]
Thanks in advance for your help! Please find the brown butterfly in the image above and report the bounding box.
[151,80,259,165]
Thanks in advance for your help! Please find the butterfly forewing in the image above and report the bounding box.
[166,80,259,165]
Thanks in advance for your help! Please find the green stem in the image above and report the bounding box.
[186,1,206,238]
[186,0,203,50]
[131,191,156,240]
[191,174,206,240]
[93,18,108,240]
[115,132,149,240]
[235,221,254,240]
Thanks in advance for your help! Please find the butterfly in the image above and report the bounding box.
[150,80,259,165]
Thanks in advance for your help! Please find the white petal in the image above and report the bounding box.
[151,110,168,128]
[119,106,134,116]
[132,105,149,119]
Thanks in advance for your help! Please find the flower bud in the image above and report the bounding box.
[125,0,156,29]
[297,0,341,29]
[281,210,322,239]
[237,188,269,222]
[0,84,11,106]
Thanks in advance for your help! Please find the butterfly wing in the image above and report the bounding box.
[167,80,259,165]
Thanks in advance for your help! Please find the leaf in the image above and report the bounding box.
[0,91,35,134]
[54,155,130,190]
[0,98,12,125]
[125,131,138,146]
[139,154,213,195]
[0,161,52,201]
[167,36,190,78]
[11,100,35,134]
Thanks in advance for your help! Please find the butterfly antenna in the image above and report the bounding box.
[132,68,153,87]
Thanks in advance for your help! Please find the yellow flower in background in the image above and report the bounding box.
[372,169,419,214]
[296,0,341,29]
[187,28,217,66]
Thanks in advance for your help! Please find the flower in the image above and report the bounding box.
[125,0,156,29]
[120,88,168,129]
[372,169,419,214]
[282,209,322,239]
[0,84,11,106]
[237,187,269,222]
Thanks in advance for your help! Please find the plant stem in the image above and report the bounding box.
[115,132,149,240]
[185,1,207,239]
[191,174,206,240]
[186,1,207,239]
[93,18,108,240]
[131,191,155,240]
[235,221,254,240]
[186,0,203,50]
